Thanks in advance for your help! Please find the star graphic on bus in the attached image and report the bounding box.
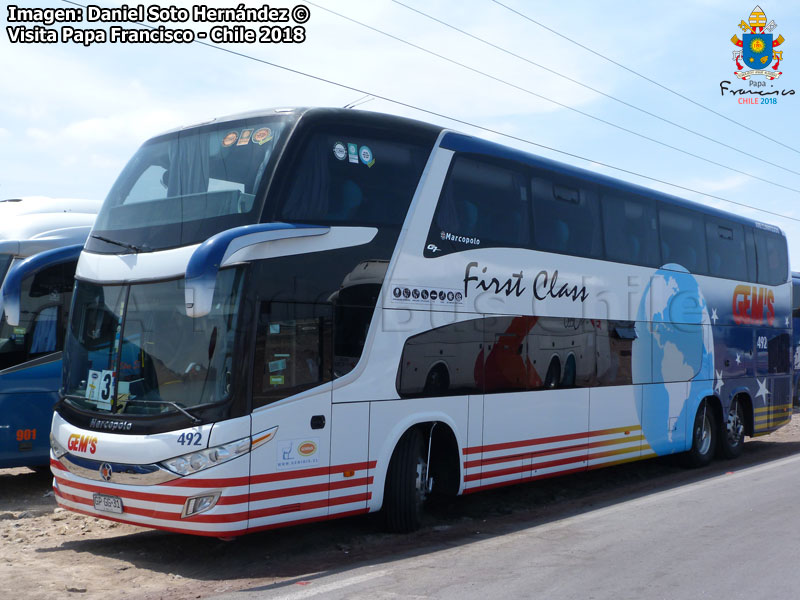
[711,308,719,324]
[755,377,770,401]
[735,353,742,365]
[714,370,724,394]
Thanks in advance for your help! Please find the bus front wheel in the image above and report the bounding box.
[684,399,717,468]
[384,428,428,533]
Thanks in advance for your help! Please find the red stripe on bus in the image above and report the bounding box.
[464,452,589,482]
[462,426,640,455]
[54,486,244,523]
[463,436,642,469]
[53,496,240,538]
[50,459,67,472]
[55,491,370,538]
[55,483,370,525]
[222,477,373,505]
[162,461,377,488]
[463,465,587,494]
[52,472,373,508]
[53,475,189,505]
[248,493,371,520]
[244,508,370,535]
[466,445,643,482]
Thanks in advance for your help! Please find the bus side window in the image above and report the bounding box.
[601,192,659,267]
[252,301,332,408]
[279,131,430,228]
[427,155,529,255]
[658,206,708,275]
[531,174,602,259]
[705,218,746,281]
[745,227,758,283]
[754,229,789,286]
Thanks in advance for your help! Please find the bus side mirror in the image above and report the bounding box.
[2,244,83,327]
[184,223,329,318]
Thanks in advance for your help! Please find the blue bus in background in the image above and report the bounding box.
[0,197,99,469]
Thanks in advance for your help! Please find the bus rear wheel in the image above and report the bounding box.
[384,428,428,533]
[717,397,745,459]
[684,399,717,468]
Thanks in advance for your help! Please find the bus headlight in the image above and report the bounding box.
[50,433,68,459]
[161,437,250,476]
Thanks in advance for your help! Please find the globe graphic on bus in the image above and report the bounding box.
[632,266,714,455]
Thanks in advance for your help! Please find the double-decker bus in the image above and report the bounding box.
[47,108,791,536]
[0,197,100,468]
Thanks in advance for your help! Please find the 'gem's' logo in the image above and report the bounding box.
[732,284,775,325]
[67,433,98,454]
[730,5,785,80]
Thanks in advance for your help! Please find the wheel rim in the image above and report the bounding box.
[696,412,712,456]
[414,458,429,508]
[726,402,745,447]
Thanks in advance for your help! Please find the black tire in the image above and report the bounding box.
[544,359,560,389]
[684,399,717,468]
[717,397,746,459]
[384,428,427,533]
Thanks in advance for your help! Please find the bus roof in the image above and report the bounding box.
[0,196,100,256]
[153,107,444,141]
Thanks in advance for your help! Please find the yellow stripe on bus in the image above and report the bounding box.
[754,404,792,415]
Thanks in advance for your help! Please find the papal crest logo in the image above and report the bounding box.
[730,5,785,80]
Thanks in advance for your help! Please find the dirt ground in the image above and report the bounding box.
[3,415,800,600]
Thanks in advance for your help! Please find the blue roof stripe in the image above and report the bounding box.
[439,132,783,235]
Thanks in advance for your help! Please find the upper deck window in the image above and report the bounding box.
[88,116,291,253]
[755,228,789,285]
[705,217,747,281]
[601,192,659,267]
[427,155,529,256]
[531,173,602,259]
[278,131,431,228]
[658,206,709,275]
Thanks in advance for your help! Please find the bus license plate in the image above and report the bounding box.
[93,493,123,514]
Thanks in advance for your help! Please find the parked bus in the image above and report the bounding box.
[0,197,100,468]
[46,108,791,536]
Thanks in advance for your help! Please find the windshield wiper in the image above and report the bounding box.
[61,393,202,424]
[91,234,150,254]
[125,398,202,424]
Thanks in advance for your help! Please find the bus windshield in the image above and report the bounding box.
[87,116,291,253]
[62,268,244,416]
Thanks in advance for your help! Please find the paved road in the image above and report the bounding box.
[214,453,800,600]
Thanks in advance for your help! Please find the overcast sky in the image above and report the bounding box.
[2,1,799,263]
